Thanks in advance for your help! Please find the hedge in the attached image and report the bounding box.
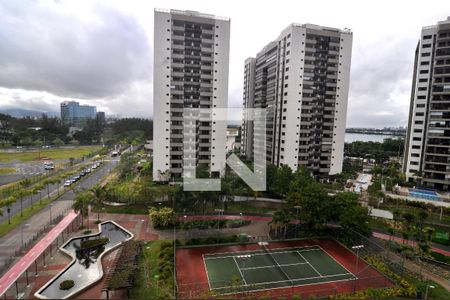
[59,280,74,290]
[80,237,109,250]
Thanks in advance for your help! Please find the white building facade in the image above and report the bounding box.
[241,23,352,176]
[153,9,230,181]
[404,17,450,190]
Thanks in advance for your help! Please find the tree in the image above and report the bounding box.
[3,196,15,224]
[52,138,64,146]
[72,191,92,227]
[149,207,176,228]
[333,193,371,236]
[91,185,106,221]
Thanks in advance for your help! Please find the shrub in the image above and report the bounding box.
[83,230,92,235]
[59,280,74,290]
[94,220,102,224]
[80,237,109,250]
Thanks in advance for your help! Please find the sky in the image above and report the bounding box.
[0,0,448,128]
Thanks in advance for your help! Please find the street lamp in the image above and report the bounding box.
[425,285,435,300]
[294,205,301,238]
[49,203,53,225]
[21,223,31,251]
[351,245,364,291]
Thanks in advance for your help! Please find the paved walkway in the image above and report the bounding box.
[0,199,74,274]
[0,210,78,297]
[373,231,450,256]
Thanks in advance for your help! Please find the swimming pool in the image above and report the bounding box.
[408,188,441,201]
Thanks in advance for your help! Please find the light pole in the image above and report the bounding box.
[49,203,53,225]
[21,223,31,251]
[425,285,435,299]
[239,213,243,234]
[351,245,364,291]
[294,205,301,238]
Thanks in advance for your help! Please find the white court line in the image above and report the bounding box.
[211,272,354,291]
[205,247,321,261]
[204,245,320,259]
[297,251,322,277]
[202,254,212,290]
[316,245,356,278]
[233,256,248,286]
[240,262,308,271]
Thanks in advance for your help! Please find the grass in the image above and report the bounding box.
[430,251,450,264]
[130,240,173,299]
[0,145,101,163]
[0,168,15,175]
[406,277,450,300]
[0,194,58,237]
[0,162,103,237]
[100,204,148,215]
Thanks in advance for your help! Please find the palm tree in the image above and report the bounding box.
[14,190,27,217]
[4,196,15,224]
[72,191,92,227]
[90,185,106,221]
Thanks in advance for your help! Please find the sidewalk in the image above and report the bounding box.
[0,199,73,275]
[373,231,450,256]
[0,211,78,297]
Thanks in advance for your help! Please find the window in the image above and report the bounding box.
[415,120,424,124]
[411,153,420,157]
[419,78,428,83]
[422,44,431,48]
[416,104,425,108]
[423,35,432,40]
[410,161,419,165]
[419,70,429,74]
[413,137,422,141]
[415,112,424,116]
[421,52,431,57]
[418,87,427,91]
[413,129,422,133]
[420,61,430,65]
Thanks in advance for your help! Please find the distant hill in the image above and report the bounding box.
[0,108,59,118]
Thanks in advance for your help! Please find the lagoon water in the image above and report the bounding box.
[345,133,402,143]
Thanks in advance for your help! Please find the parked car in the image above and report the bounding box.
[64,180,72,187]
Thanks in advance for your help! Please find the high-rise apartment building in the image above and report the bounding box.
[241,23,352,176]
[60,101,97,127]
[153,9,230,181]
[403,17,450,190]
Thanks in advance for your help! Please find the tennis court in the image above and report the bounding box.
[203,245,356,294]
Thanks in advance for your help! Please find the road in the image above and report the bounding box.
[0,156,119,275]
[0,158,118,224]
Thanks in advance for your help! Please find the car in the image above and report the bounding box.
[85,168,91,173]
[64,180,72,187]
[92,165,97,169]
[80,171,86,176]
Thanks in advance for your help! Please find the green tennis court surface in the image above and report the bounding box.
[203,245,356,294]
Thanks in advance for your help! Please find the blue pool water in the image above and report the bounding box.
[408,188,441,201]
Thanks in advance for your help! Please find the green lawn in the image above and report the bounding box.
[406,277,450,300]
[130,240,173,299]
[0,145,101,162]
[0,195,58,237]
[0,168,15,175]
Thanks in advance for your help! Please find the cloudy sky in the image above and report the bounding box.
[0,0,448,127]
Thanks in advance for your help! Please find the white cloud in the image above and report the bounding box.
[0,0,448,126]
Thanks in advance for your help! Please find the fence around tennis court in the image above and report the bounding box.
[175,237,394,299]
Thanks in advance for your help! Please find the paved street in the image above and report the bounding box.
[0,157,119,274]
[0,157,118,224]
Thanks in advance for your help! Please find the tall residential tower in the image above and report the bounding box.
[404,17,450,190]
[241,23,352,176]
[153,9,230,181]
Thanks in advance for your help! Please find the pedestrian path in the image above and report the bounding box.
[373,231,450,256]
